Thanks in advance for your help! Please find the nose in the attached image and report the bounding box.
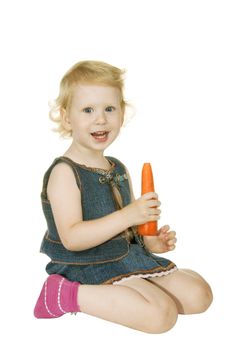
[95,111,107,124]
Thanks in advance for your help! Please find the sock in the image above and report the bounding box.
[34,274,81,319]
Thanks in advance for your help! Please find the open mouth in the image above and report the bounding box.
[91,131,110,142]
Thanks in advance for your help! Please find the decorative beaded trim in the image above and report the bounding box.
[99,172,128,185]
[99,173,114,184]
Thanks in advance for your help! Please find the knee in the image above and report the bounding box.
[187,280,213,314]
[143,299,178,334]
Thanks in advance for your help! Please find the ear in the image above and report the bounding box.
[60,108,72,131]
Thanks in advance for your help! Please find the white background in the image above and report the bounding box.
[0,0,231,349]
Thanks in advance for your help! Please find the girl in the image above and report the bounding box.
[34,60,213,333]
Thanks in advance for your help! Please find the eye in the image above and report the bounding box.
[105,106,115,112]
[83,107,94,113]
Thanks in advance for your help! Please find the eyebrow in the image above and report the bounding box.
[80,103,117,108]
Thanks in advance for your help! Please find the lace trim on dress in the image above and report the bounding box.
[111,266,178,285]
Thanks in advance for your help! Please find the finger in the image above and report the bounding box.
[159,232,167,242]
[168,245,176,251]
[161,231,175,240]
[148,208,161,215]
[161,233,177,245]
[167,238,177,246]
[143,192,159,200]
[167,231,176,239]
[159,228,166,235]
[147,200,161,207]
[160,225,170,232]
[148,215,160,221]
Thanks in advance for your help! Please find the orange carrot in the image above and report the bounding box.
[137,163,158,236]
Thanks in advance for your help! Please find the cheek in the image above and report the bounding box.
[71,118,88,130]
[118,112,124,126]
[112,115,123,127]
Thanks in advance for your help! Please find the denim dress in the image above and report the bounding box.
[39,156,177,285]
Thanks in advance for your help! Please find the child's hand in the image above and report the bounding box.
[143,225,177,253]
[122,192,161,227]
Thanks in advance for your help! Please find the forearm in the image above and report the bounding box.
[65,208,130,251]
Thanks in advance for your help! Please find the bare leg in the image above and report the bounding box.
[147,268,213,314]
[179,268,210,282]
[77,279,178,334]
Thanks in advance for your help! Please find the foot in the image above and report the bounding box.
[34,274,81,319]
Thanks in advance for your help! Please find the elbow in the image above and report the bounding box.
[61,236,80,252]
[59,225,82,252]
[62,238,89,252]
[62,239,83,252]
[63,241,76,251]
[61,238,73,251]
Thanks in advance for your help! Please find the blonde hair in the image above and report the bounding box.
[49,60,132,138]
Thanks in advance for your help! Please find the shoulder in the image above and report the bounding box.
[49,161,75,181]
[50,157,81,187]
[47,161,81,202]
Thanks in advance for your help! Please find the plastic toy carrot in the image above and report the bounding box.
[137,163,158,236]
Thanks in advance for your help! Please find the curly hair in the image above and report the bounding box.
[48,60,132,138]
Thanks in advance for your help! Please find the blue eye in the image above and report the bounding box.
[105,106,115,112]
[83,107,93,113]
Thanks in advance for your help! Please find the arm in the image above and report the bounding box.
[47,163,132,252]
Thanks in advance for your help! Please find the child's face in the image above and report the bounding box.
[63,83,124,154]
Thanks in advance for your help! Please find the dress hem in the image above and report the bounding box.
[100,263,177,285]
[111,266,178,285]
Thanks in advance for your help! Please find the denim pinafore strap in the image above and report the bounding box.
[39,156,145,265]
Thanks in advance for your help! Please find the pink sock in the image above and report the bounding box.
[34,274,81,319]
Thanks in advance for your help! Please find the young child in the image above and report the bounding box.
[34,60,213,333]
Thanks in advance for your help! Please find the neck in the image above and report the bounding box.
[64,141,108,166]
